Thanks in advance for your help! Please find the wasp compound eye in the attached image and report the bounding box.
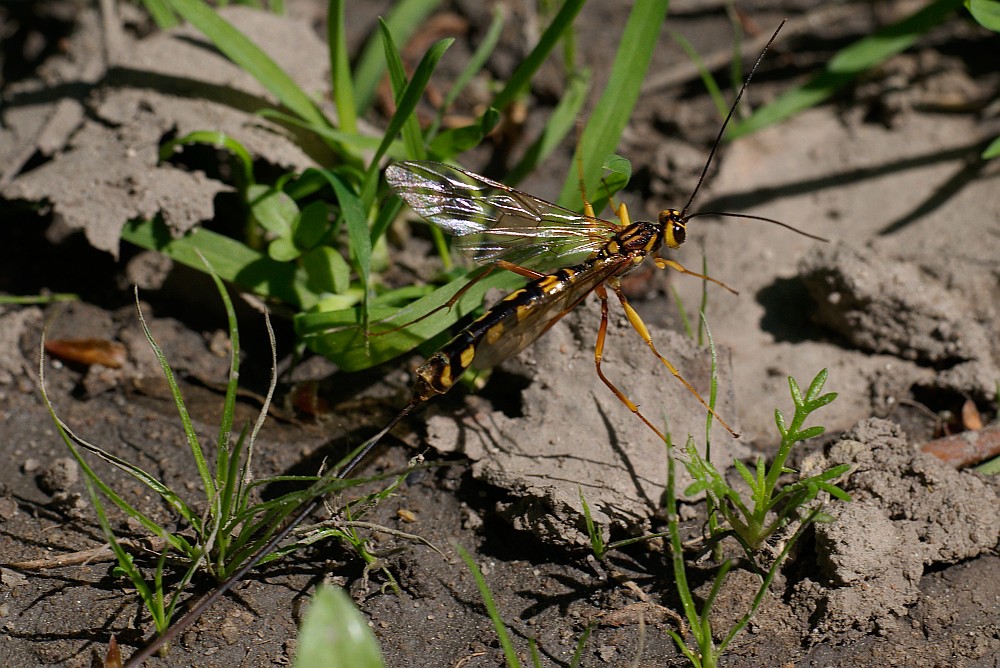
[672,221,686,246]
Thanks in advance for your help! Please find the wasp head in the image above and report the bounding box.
[658,209,687,249]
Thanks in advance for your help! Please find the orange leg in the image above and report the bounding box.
[609,283,740,438]
[495,260,545,280]
[592,284,670,443]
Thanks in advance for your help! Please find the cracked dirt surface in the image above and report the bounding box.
[1,2,999,666]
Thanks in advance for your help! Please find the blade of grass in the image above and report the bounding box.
[318,170,370,293]
[0,293,78,304]
[160,131,255,190]
[51,414,194,548]
[379,18,454,271]
[256,110,395,154]
[85,479,166,633]
[135,290,215,498]
[327,0,357,135]
[426,5,506,140]
[40,340,196,547]
[491,0,586,110]
[138,0,178,28]
[362,27,452,332]
[557,0,670,209]
[362,29,453,201]
[671,30,728,119]
[506,68,591,186]
[163,0,332,130]
[665,435,701,643]
[727,0,963,139]
[382,25,431,163]
[455,543,521,668]
[352,0,442,113]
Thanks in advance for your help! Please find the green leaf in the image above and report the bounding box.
[683,480,708,496]
[121,218,315,309]
[557,0,670,209]
[818,482,852,502]
[967,0,1000,31]
[983,135,1000,159]
[250,184,298,237]
[591,154,632,211]
[314,170,369,293]
[294,586,385,668]
[732,459,755,488]
[302,246,352,296]
[268,236,299,262]
[793,426,826,442]
[774,408,787,437]
[293,201,330,251]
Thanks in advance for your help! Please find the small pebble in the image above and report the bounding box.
[37,457,79,495]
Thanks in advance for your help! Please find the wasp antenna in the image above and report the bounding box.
[690,211,829,242]
[681,20,786,217]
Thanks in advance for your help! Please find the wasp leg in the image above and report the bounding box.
[609,283,740,438]
[592,283,669,443]
[654,257,738,295]
[495,260,545,280]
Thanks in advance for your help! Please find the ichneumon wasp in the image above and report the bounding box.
[336,21,826,477]
[127,23,828,661]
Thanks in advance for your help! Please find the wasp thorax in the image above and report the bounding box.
[659,209,687,249]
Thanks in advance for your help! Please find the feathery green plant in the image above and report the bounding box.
[39,269,376,644]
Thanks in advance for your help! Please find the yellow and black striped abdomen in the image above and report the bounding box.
[412,256,628,400]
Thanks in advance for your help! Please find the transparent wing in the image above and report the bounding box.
[385,161,621,272]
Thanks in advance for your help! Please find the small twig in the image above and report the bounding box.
[7,537,166,570]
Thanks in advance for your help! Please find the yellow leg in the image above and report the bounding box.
[610,284,740,438]
[592,284,669,443]
[616,201,631,225]
[654,257,738,295]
